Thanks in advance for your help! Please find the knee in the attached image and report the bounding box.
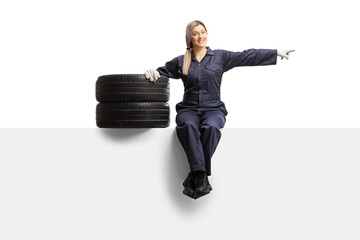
[177,118,198,130]
[201,122,221,133]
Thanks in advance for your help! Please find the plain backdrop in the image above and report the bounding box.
[0,0,359,127]
[1,1,360,240]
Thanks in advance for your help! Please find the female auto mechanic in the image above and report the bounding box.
[145,20,294,200]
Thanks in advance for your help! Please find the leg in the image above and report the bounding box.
[200,110,226,176]
[175,110,206,173]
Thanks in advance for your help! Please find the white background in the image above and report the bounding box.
[0,0,359,128]
[1,1,360,239]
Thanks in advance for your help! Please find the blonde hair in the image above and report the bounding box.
[182,20,207,75]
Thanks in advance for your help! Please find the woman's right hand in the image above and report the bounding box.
[145,69,160,82]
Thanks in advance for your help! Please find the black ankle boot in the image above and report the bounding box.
[182,173,195,198]
[193,171,212,199]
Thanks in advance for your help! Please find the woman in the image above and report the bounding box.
[145,20,294,199]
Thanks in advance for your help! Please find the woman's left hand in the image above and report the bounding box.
[278,49,295,60]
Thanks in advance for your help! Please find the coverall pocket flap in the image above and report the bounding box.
[205,64,220,71]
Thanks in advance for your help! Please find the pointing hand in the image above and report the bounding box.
[277,49,295,60]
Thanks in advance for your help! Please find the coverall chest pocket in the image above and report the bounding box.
[205,64,221,72]
[204,64,222,81]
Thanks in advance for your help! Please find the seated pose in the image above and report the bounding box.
[145,20,294,199]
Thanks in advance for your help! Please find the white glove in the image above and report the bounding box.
[277,49,295,60]
[145,69,160,82]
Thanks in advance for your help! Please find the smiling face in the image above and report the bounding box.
[191,24,207,49]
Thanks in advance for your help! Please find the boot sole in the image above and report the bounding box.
[183,188,195,199]
[194,189,211,199]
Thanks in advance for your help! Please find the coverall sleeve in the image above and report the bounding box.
[156,56,182,79]
[222,49,277,72]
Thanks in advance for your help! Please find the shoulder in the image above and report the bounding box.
[169,54,184,63]
[212,49,226,53]
[209,49,232,61]
[164,54,184,68]
[211,49,231,56]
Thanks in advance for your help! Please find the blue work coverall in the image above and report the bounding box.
[157,47,277,175]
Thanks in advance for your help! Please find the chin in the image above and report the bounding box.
[196,44,207,48]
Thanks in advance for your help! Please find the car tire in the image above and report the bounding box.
[96,102,170,128]
[96,74,169,102]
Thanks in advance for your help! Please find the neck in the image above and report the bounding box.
[192,46,207,63]
[192,46,207,55]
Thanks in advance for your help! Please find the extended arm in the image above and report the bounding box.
[222,49,278,72]
[145,56,181,82]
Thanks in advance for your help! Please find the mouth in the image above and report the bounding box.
[197,39,206,44]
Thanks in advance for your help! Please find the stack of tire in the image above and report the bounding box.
[96,74,170,128]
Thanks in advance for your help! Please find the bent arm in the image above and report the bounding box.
[156,56,182,79]
[222,49,277,72]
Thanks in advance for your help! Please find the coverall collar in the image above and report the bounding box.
[191,47,214,61]
[205,47,214,56]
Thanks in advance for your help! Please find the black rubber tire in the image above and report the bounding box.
[96,102,170,128]
[96,74,169,102]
